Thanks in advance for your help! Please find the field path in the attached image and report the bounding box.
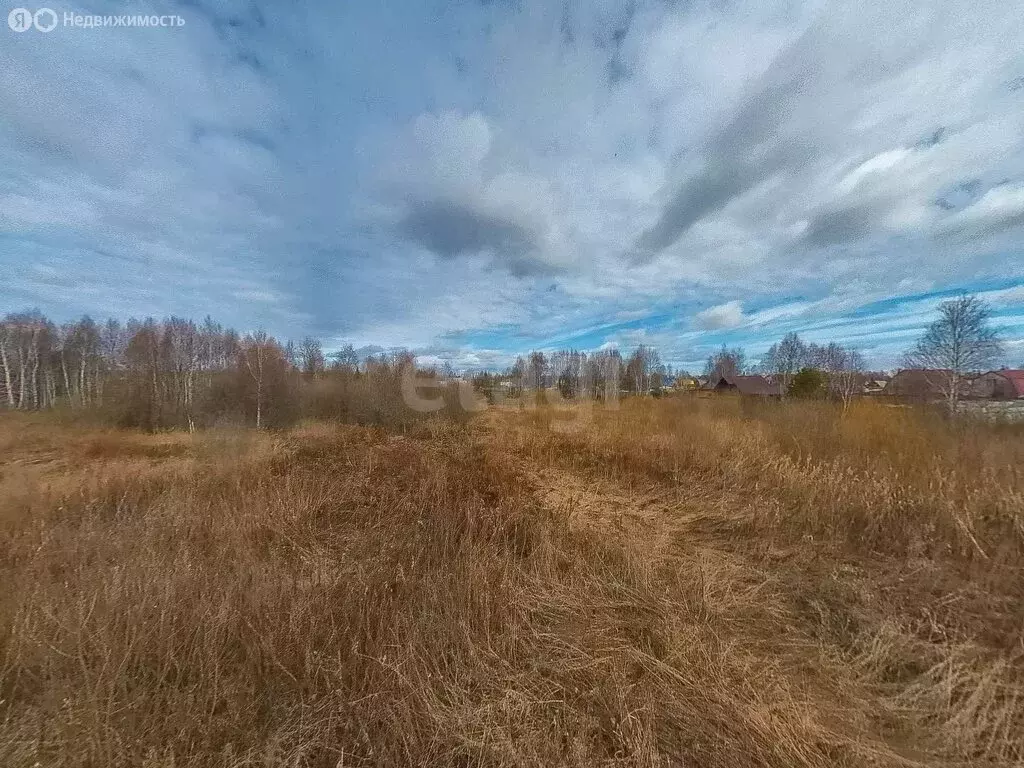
[529,462,681,538]
[471,406,936,768]
[476,408,764,566]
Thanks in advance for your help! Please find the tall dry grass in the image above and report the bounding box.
[518,396,1024,561]
[1,398,1022,766]
[499,395,1024,764]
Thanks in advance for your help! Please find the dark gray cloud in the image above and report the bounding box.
[802,203,880,248]
[399,200,559,276]
[632,58,816,257]
[634,165,752,256]
[632,6,938,260]
[376,109,572,278]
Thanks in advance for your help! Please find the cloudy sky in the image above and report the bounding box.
[3,0,1023,371]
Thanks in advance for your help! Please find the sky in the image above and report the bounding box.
[2,0,1023,372]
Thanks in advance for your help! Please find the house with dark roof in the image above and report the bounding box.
[886,369,954,401]
[970,370,1024,400]
[705,372,783,396]
[862,377,890,395]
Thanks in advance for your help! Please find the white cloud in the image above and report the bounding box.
[835,149,913,195]
[945,183,1024,235]
[978,284,1024,307]
[695,300,745,330]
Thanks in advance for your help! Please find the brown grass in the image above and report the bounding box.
[1,398,1022,767]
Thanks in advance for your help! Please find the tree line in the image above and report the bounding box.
[2,294,1010,427]
[472,338,874,406]
[0,311,458,430]
[471,295,1010,409]
[486,346,672,400]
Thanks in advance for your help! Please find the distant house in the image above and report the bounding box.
[886,369,954,401]
[705,372,783,396]
[862,378,889,395]
[675,376,700,391]
[970,370,1024,400]
[886,369,1001,402]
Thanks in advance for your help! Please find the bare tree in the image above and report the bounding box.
[98,318,125,405]
[817,344,866,411]
[625,345,660,394]
[124,319,163,430]
[704,344,745,378]
[761,333,807,394]
[527,351,547,391]
[904,295,1003,411]
[551,350,586,398]
[161,317,200,431]
[298,336,326,378]
[330,344,360,372]
[594,349,622,402]
[0,311,51,410]
[508,356,526,397]
[242,331,271,429]
[0,322,14,408]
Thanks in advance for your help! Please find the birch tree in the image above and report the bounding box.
[298,336,326,378]
[761,333,807,394]
[241,331,270,429]
[0,321,15,407]
[904,295,1003,411]
[705,345,746,378]
[814,343,866,411]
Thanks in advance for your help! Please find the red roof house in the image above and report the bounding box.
[971,370,1024,400]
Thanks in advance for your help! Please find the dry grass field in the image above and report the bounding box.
[1,396,1022,767]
